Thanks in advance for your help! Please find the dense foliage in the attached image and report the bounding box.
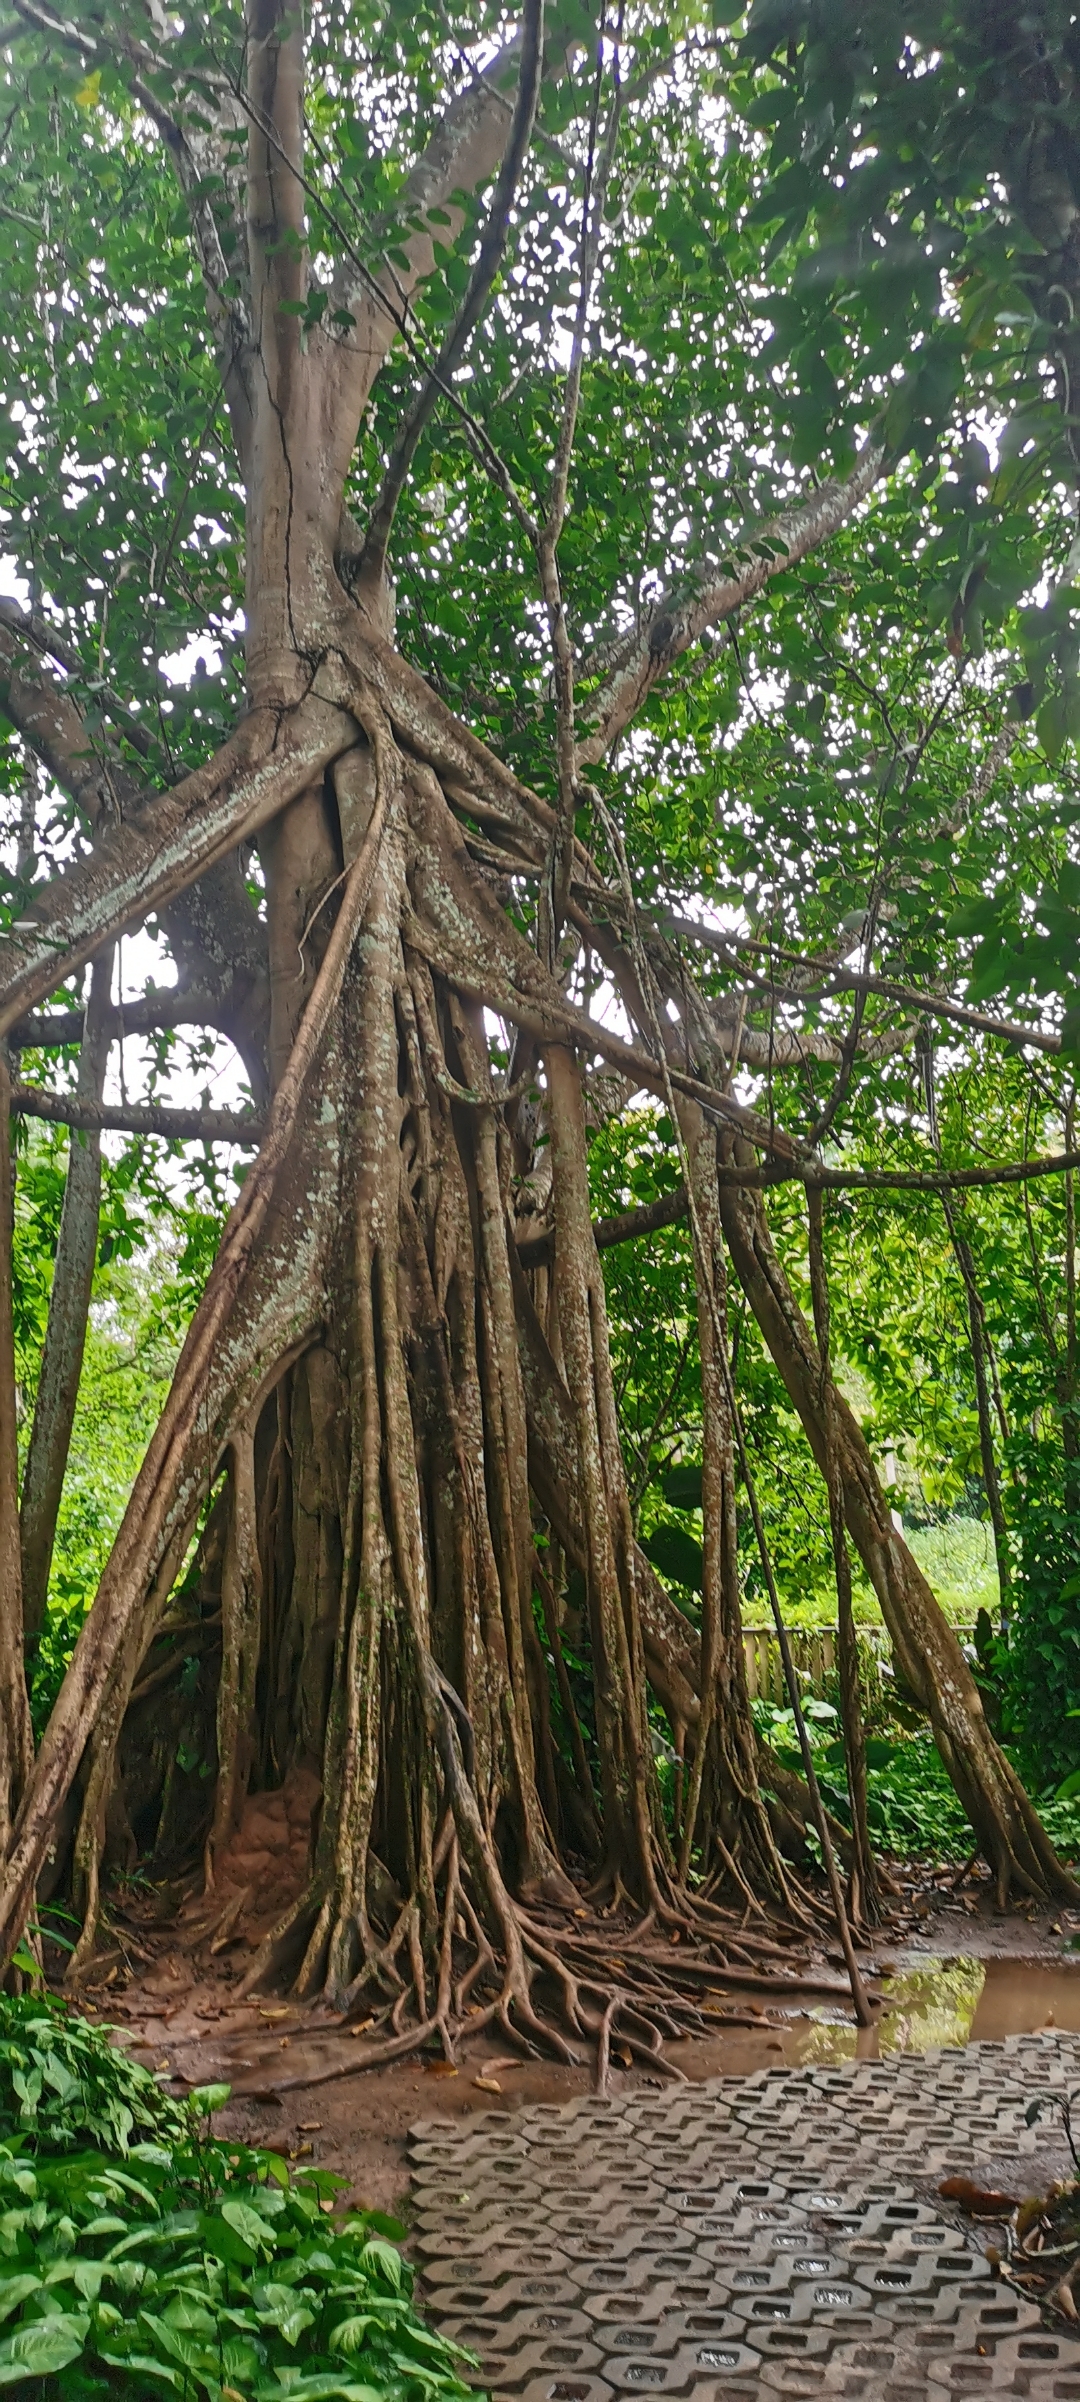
[0,2001,468,2402]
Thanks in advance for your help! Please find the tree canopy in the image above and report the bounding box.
[1,0,1080,2064]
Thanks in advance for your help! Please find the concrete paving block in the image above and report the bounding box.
[411,2030,1080,2402]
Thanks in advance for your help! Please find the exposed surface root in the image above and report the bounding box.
[226,1876,874,2098]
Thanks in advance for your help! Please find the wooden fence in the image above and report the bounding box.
[741,1623,977,1705]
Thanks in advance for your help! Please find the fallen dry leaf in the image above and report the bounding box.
[473,2075,502,2093]
[1051,2270,1080,2320]
[425,2060,458,2077]
[939,2176,1020,2216]
[482,2056,521,2075]
[348,2018,374,2039]
[259,2007,294,2022]
[297,2120,322,2132]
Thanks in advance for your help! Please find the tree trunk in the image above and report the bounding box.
[0,0,1070,2066]
[0,1056,32,1857]
[806,1185,878,1922]
[940,1190,1013,1611]
[20,948,114,1641]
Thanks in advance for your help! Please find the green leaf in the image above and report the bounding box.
[0,2273,40,2319]
[0,2310,88,2380]
[1037,693,1067,763]
[254,2282,316,2345]
[221,2197,276,2254]
[198,2209,257,2265]
[190,2082,232,2115]
[361,2212,408,2243]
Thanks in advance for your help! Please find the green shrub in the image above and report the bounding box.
[0,2000,472,2402]
[853,1734,971,1861]
[0,1994,187,2156]
[754,1703,973,1860]
[0,2125,472,2400]
[1007,1497,1080,1787]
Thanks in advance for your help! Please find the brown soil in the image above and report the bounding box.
[52,1838,1080,2224]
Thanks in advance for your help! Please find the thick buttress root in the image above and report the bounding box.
[231,1607,853,2095]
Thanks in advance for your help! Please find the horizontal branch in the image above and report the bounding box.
[517,1186,687,1266]
[662,912,1062,1058]
[579,438,886,762]
[773,1148,1080,1194]
[10,1084,263,1144]
[707,1011,914,1069]
[517,1146,1080,1263]
[8,989,238,1052]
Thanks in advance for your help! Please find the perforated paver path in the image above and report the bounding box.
[409,2030,1080,2402]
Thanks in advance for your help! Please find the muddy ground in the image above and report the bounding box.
[56,1853,1080,2222]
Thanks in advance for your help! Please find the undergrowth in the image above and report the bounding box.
[0,1996,472,2402]
[754,1702,1080,1865]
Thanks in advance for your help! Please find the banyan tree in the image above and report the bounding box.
[0,0,1077,2066]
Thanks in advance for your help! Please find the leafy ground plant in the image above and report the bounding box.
[0,2132,472,2392]
[0,2127,471,2398]
[0,1999,472,2401]
[0,1991,188,2155]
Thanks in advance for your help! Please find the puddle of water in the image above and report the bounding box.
[795,1954,1080,2065]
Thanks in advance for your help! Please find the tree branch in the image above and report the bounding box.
[361,0,545,586]
[318,40,533,510]
[8,989,235,1052]
[578,438,886,762]
[406,900,805,1160]
[0,693,357,1041]
[0,616,131,830]
[517,1144,1080,1272]
[0,601,155,764]
[20,949,114,1637]
[705,1008,914,1069]
[539,45,622,955]
[0,616,273,1096]
[660,911,1064,1058]
[517,1186,687,1267]
[10,1083,263,1144]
